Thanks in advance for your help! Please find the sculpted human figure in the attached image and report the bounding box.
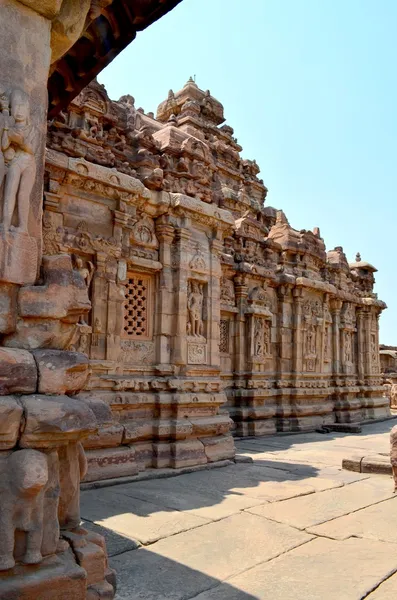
[0,89,11,193]
[1,89,36,233]
[188,282,204,337]
[74,256,94,327]
[75,256,94,288]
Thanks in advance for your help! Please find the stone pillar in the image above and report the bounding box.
[292,288,303,379]
[356,308,365,384]
[172,225,191,366]
[330,299,342,376]
[362,309,372,379]
[90,252,107,360]
[234,275,248,374]
[276,285,293,380]
[208,235,223,368]
[156,219,175,367]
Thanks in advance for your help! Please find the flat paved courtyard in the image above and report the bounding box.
[81,420,397,600]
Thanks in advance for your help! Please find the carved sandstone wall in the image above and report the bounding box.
[45,78,389,481]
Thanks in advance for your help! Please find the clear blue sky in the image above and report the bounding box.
[99,0,397,344]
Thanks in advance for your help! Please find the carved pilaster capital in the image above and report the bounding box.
[155,224,175,244]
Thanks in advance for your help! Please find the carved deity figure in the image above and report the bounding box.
[0,88,11,193]
[1,89,36,233]
[305,325,316,356]
[324,326,331,361]
[0,449,48,570]
[75,256,94,289]
[254,318,267,358]
[188,281,204,337]
[344,332,352,363]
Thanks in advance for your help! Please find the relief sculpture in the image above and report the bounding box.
[0,89,36,233]
[187,281,204,338]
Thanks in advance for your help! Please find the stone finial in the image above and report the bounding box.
[313,227,321,237]
[167,89,175,100]
[356,252,361,262]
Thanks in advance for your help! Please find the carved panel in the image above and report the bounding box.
[123,272,153,340]
[121,340,155,365]
[220,319,230,354]
[253,317,271,358]
[188,342,207,364]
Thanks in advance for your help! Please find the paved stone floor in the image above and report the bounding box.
[81,420,397,600]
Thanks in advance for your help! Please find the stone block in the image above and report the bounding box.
[134,441,154,470]
[0,396,23,449]
[200,435,235,462]
[0,230,38,286]
[0,549,86,600]
[171,439,207,468]
[0,283,18,334]
[64,535,106,586]
[83,425,124,450]
[20,394,96,448]
[87,580,115,600]
[33,350,89,395]
[122,419,153,443]
[84,446,139,482]
[152,441,172,468]
[0,348,37,395]
[190,415,232,437]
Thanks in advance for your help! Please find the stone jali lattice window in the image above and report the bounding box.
[123,272,153,339]
[220,319,230,354]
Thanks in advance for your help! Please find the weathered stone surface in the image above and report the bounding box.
[0,348,37,395]
[110,477,263,521]
[171,439,207,468]
[191,538,397,600]
[0,396,23,449]
[81,520,140,557]
[110,513,312,600]
[0,549,86,600]
[4,255,91,350]
[81,488,210,545]
[33,349,89,395]
[20,394,96,447]
[83,447,139,482]
[200,435,235,462]
[308,496,397,542]
[247,478,395,528]
[0,449,49,570]
[366,572,397,599]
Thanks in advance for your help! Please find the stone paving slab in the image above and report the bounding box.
[110,513,312,600]
[247,477,395,529]
[108,477,265,521]
[307,496,397,542]
[81,488,210,544]
[342,453,392,475]
[367,572,397,599]
[192,538,397,600]
[168,464,319,501]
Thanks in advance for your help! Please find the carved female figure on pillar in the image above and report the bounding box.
[188,281,204,337]
[254,318,265,357]
[1,89,36,233]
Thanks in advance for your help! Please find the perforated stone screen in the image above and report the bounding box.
[123,273,153,339]
[220,319,230,354]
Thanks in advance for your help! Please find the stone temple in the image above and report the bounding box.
[43,77,389,482]
[0,1,391,597]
